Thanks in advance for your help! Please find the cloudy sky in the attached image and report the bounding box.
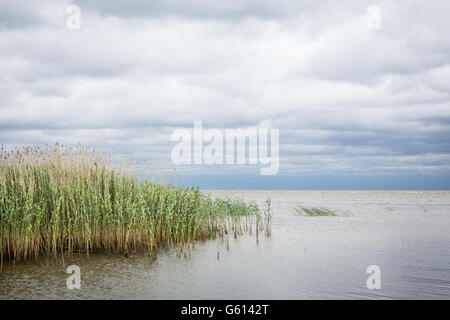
[1,0,450,189]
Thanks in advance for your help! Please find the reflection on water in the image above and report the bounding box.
[1,191,450,299]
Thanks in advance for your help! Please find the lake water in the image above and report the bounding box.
[1,191,450,299]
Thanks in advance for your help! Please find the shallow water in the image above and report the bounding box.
[1,191,450,299]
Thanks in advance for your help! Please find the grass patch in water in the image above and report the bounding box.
[0,144,271,267]
[293,206,352,217]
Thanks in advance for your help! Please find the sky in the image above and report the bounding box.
[1,0,450,189]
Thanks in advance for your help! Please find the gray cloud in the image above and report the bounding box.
[0,2,42,29]
[72,0,341,20]
[1,0,450,179]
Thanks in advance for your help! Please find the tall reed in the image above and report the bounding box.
[0,144,267,266]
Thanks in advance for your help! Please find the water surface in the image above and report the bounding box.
[1,191,450,299]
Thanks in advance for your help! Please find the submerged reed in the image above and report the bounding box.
[0,144,269,266]
[293,206,352,217]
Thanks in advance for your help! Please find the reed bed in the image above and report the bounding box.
[0,144,270,267]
